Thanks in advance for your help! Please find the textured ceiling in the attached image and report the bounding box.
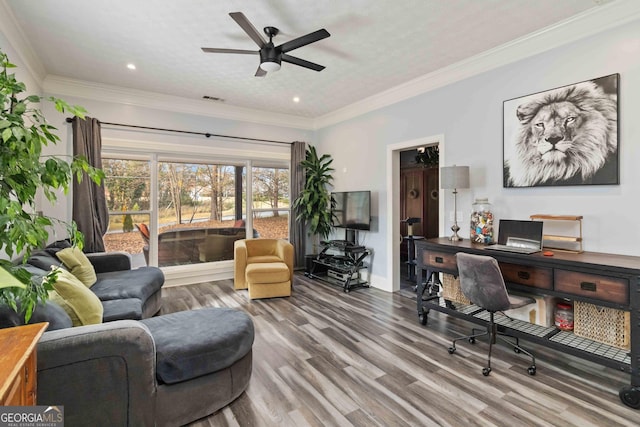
[6,0,610,118]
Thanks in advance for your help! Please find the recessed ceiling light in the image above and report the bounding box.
[127,63,136,70]
[293,96,300,103]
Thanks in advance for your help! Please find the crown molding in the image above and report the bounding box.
[42,75,316,130]
[0,0,46,86]
[313,0,640,129]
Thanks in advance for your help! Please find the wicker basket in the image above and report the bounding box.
[573,301,630,350]
[441,274,471,305]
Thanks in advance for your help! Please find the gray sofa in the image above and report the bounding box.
[2,244,254,426]
[1,245,164,329]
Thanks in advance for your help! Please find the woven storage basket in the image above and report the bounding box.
[573,301,630,350]
[441,274,471,305]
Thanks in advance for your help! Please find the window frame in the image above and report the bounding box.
[101,137,291,281]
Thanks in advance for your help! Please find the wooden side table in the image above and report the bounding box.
[0,322,48,405]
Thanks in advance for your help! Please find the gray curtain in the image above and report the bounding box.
[290,141,306,269]
[72,117,109,253]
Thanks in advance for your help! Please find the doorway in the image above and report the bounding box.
[399,148,439,289]
[386,135,445,292]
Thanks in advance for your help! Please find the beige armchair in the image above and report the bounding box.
[234,239,294,299]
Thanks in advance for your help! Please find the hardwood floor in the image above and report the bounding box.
[159,273,639,427]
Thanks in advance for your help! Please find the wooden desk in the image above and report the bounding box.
[0,322,48,405]
[414,238,640,409]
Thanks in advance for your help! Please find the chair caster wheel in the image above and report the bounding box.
[419,313,428,325]
[528,366,536,376]
[468,337,476,344]
[514,347,521,354]
[482,367,491,376]
[448,346,456,354]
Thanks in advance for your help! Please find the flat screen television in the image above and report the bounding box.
[331,191,371,231]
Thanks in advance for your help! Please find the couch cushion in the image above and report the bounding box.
[26,251,64,272]
[56,247,97,288]
[141,307,254,384]
[27,302,73,330]
[91,267,164,302]
[101,298,143,322]
[246,255,282,264]
[48,269,103,326]
[0,302,71,331]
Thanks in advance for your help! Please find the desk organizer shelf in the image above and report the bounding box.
[530,214,583,253]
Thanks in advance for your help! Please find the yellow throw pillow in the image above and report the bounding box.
[48,268,103,326]
[56,247,97,288]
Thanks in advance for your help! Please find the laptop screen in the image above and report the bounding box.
[497,220,543,246]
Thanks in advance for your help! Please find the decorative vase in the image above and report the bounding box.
[470,198,494,244]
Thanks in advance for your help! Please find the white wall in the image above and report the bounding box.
[316,18,640,289]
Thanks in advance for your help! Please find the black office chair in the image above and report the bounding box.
[448,252,536,376]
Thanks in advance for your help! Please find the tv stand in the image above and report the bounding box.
[308,240,370,293]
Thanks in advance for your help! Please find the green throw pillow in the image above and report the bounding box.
[48,268,103,327]
[56,247,97,288]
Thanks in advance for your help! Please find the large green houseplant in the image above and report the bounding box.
[0,48,104,322]
[292,146,335,241]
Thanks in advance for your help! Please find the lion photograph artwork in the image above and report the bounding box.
[503,74,619,188]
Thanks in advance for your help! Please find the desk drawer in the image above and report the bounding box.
[499,263,552,290]
[555,270,628,305]
[421,251,457,271]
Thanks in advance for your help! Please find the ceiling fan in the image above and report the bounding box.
[202,12,330,77]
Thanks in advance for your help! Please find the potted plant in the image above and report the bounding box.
[292,145,335,248]
[415,145,439,168]
[0,48,104,322]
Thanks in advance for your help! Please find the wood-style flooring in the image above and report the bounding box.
[159,273,639,427]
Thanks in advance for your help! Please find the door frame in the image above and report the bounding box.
[386,134,444,292]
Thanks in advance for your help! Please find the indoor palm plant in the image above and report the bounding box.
[292,145,335,243]
[0,48,104,322]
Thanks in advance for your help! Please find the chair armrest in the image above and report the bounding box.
[234,240,248,289]
[86,252,132,273]
[37,320,157,426]
[276,240,294,281]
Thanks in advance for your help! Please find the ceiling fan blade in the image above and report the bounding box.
[201,47,257,55]
[278,29,330,53]
[255,66,267,77]
[229,12,267,48]
[281,54,325,71]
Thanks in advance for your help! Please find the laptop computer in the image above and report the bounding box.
[484,219,543,254]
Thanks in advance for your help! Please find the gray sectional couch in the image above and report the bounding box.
[1,243,254,426]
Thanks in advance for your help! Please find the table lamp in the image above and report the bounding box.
[440,165,470,241]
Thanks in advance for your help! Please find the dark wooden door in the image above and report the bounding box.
[400,167,439,258]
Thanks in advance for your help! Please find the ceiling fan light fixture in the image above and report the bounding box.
[259,60,281,72]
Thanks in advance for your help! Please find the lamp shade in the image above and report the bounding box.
[441,165,470,189]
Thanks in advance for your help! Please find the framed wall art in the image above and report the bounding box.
[503,73,619,188]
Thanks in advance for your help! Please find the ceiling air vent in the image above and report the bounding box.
[202,95,224,102]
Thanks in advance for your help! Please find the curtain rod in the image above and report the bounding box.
[64,117,292,145]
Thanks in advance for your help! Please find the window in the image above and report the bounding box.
[102,159,151,268]
[251,166,289,240]
[156,161,240,266]
[102,156,290,268]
